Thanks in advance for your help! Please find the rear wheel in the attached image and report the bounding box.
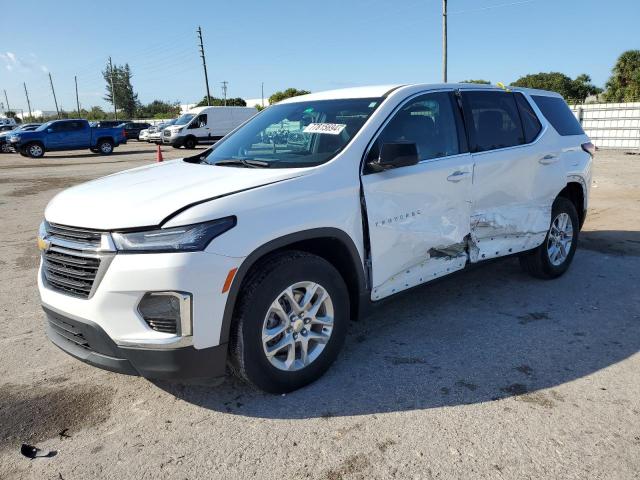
[1,143,11,153]
[229,251,349,393]
[25,142,44,158]
[519,196,579,278]
[97,139,114,155]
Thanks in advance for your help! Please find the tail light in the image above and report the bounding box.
[581,142,595,157]
[122,128,126,138]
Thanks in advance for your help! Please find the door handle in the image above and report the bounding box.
[539,154,559,165]
[447,171,470,182]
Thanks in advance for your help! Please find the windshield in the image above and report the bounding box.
[174,114,195,126]
[202,97,382,168]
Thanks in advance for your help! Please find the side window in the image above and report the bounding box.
[69,121,83,131]
[514,93,542,143]
[462,91,524,152]
[51,122,67,132]
[376,91,460,161]
[198,114,207,128]
[531,95,584,136]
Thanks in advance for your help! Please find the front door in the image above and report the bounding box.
[188,113,209,141]
[362,91,473,300]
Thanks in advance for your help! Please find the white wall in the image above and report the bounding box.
[571,102,640,149]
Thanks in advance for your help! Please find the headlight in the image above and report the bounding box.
[112,217,236,253]
[9,136,19,142]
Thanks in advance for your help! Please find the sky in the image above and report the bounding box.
[0,0,638,113]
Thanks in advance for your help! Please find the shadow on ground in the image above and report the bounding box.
[158,242,640,419]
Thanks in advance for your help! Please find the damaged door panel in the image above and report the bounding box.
[362,154,472,300]
[460,90,566,262]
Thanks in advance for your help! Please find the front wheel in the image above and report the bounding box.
[25,142,44,158]
[97,139,113,155]
[229,251,349,393]
[519,196,579,279]
[184,136,197,149]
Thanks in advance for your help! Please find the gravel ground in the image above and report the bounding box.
[0,143,639,479]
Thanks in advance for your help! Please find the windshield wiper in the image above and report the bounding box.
[214,159,270,168]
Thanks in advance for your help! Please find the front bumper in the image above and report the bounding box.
[45,306,227,382]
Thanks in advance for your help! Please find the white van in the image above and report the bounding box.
[0,117,17,127]
[162,106,258,149]
[38,84,593,393]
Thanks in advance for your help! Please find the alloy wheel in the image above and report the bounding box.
[261,281,334,371]
[547,212,574,266]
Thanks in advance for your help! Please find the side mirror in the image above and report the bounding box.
[368,142,419,172]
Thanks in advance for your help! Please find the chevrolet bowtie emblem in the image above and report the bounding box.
[37,236,50,252]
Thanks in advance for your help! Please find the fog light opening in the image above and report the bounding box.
[137,292,192,336]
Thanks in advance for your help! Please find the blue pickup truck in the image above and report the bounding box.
[8,119,126,158]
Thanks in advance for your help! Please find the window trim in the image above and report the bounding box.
[514,92,543,144]
[361,88,468,175]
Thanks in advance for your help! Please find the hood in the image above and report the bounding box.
[45,159,305,229]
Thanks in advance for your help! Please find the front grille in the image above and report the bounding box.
[48,314,92,351]
[43,248,101,298]
[42,223,108,299]
[163,129,171,137]
[46,222,102,246]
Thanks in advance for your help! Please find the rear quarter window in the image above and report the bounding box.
[531,95,584,136]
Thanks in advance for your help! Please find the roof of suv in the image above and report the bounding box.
[278,83,562,103]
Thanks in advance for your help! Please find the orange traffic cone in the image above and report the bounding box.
[156,144,164,162]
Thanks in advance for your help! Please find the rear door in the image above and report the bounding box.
[66,120,89,148]
[362,90,473,300]
[460,90,564,261]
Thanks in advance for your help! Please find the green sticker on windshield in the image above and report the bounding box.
[303,107,314,113]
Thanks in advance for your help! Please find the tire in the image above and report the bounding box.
[229,251,349,393]
[519,196,579,279]
[97,139,114,155]
[184,136,197,149]
[1,143,11,153]
[25,142,45,158]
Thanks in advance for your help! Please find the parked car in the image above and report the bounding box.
[9,119,125,157]
[138,128,150,141]
[162,106,257,149]
[37,84,593,393]
[0,123,40,153]
[0,117,18,127]
[120,122,151,141]
[147,119,177,144]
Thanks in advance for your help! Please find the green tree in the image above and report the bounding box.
[604,50,640,102]
[102,60,139,118]
[460,79,491,84]
[196,96,247,107]
[511,72,601,103]
[137,100,181,119]
[268,88,310,104]
[254,104,266,111]
[5,111,20,123]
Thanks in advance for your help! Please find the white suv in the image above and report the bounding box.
[38,84,593,393]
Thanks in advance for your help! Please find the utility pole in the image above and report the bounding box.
[108,57,118,120]
[221,81,228,106]
[261,82,264,108]
[197,26,212,106]
[74,75,81,118]
[23,83,33,120]
[48,72,60,118]
[3,90,10,113]
[442,0,448,83]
